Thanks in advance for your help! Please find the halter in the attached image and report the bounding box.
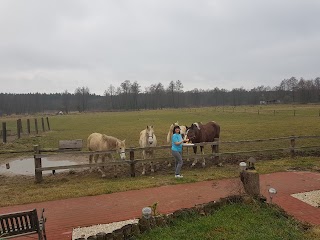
[117,142,126,160]
[119,148,126,159]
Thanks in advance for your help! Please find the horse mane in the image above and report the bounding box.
[166,121,179,143]
[192,122,201,130]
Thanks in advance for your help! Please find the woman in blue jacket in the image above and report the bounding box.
[171,125,189,178]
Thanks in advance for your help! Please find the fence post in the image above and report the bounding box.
[214,138,221,166]
[41,117,45,132]
[17,119,21,139]
[258,110,259,115]
[46,117,50,130]
[294,110,296,116]
[130,149,135,177]
[240,170,260,197]
[35,119,38,134]
[290,138,295,158]
[2,122,6,143]
[27,119,31,134]
[34,145,43,183]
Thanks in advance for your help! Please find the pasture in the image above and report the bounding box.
[0,104,320,206]
[1,104,320,155]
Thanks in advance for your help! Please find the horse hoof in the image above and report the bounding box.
[142,171,145,175]
[202,163,206,167]
[101,174,106,178]
[151,169,155,173]
[217,163,223,167]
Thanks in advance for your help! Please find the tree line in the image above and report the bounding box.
[0,77,319,115]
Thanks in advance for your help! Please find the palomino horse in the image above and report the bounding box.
[87,132,126,178]
[166,121,187,143]
[186,121,220,167]
[139,125,157,175]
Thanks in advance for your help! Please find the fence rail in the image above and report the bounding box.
[1,135,319,182]
[29,135,320,183]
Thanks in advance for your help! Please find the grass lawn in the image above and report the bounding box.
[137,201,319,240]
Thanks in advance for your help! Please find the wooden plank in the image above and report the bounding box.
[59,139,83,150]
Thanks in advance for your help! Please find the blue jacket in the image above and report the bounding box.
[171,133,183,152]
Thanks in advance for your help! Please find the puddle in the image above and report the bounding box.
[0,158,81,176]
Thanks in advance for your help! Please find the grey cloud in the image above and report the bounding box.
[1,0,319,95]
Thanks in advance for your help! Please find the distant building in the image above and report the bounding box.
[266,99,281,104]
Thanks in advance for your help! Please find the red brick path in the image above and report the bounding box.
[1,171,319,240]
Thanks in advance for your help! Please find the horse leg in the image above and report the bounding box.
[191,146,198,167]
[99,154,107,178]
[92,154,99,172]
[201,146,206,167]
[89,154,94,172]
[186,147,190,162]
[142,163,146,175]
[141,150,146,175]
[108,153,117,178]
[150,150,154,173]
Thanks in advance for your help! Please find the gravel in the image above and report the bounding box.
[291,190,320,208]
[72,219,139,240]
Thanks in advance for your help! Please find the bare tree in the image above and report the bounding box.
[105,84,116,109]
[74,86,90,112]
[167,81,175,107]
[61,90,71,113]
[131,81,141,109]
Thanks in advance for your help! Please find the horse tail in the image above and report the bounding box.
[166,130,172,143]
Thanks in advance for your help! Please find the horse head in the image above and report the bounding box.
[179,125,187,139]
[116,139,126,160]
[146,125,155,144]
[186,123,201,142]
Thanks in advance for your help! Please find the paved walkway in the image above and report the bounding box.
[1,171,320,240]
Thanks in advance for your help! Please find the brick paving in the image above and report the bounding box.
[1,171,320,240]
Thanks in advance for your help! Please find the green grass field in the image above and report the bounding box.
[1,104,320,154]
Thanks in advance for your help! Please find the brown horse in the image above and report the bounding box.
[186,121,220,167]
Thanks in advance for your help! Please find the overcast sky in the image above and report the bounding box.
[0,0,319,95]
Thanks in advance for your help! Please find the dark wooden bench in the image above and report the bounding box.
[0,208,46,240]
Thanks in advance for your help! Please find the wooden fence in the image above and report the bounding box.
[1,117,50,143]
[31,135,320,183]
[33,140,220,183]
